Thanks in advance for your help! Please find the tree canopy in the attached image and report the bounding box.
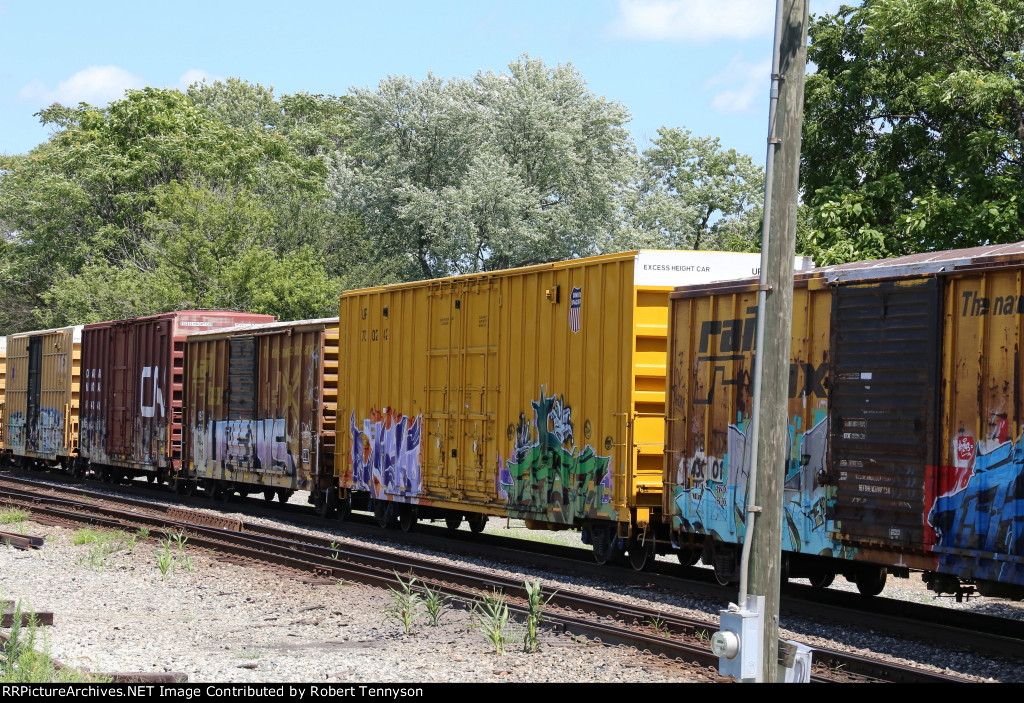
[801,0,1024,263]
[0,82,355,331]
[0,63,769,334]
[622,127,764,252]
[328,56,639,281]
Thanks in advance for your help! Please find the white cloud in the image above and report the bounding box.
[17,67,225,108]
[707,56,771,113]
[610,0,849,42]
[174,69,224,91]
[611,0,772,42]
[17,66,146,107]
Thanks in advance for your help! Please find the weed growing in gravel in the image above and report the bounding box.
[382,573,423,636]
[420,581,450,627]
[471,591,511,655]
[0,599,101,683]
[0,508,29,525]
[154,531,193,577]
[330,541,341,560]
[646,616,669,634]
[155,539,176,580]
[695,628,710,643]
[522,579,555,653]
[73,529,136,569]
[136,527,150,540]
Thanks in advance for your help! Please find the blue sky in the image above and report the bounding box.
[0,0,845,163]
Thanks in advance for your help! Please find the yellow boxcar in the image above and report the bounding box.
[337,250,785,564]
[665,242,1024,598]
[0,337,6,454]
[4,326,82,466]
[665,273,833,580]
[184,318,338,504]
[932,262,1024,596]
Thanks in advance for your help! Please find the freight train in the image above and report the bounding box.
[1,244,1022,601]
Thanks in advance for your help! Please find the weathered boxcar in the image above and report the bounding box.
[4,326,82,467]
[183,318,338,506]
[0,337,7,457]
[336,250,811,566]
[665,242,1024,598]
[79,311,274,484]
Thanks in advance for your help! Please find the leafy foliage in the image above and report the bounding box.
[621,127,764,252]
[0,65,769,333]
[329,55,638,280]
[802,0,1024,263]
[0,82,351,332]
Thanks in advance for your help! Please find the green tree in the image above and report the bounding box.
[802,0,1024,263]
[329,55,637,280]
[0,84,347,331]
[621,127,765,252]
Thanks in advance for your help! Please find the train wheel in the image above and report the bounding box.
[590,524,622,566]
[445,515,463,530]
[277,490,292,504]
[315,491,335,519]
[373,500,391,528]
[628,536,652,572]
[398,507,417,533]
[334,493,352,521]
[710,543,739,586]
[467,513,488,534]
[809,572,835,589]
[855,568,887,597]
[215,482,231,502]
[675,547,700,569]
[262,489,275,503]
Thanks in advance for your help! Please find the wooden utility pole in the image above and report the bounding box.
[748,0,809,683]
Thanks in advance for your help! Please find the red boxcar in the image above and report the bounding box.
[79,311,274,482]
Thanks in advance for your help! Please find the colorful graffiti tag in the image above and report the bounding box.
[499,391,615,524]
[350,408,423,500]
[671,410,844,557]
[192,418,299,476]
[928,432,1024,586]
[7,407,66,456]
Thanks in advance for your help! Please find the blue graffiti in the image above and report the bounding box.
[928,436,1024,586]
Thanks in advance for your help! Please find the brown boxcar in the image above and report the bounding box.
[335,250,809,562]
[665,242,1024,598]
[4,326,82,466]
[183,318,338,506]
[79,311,274,482]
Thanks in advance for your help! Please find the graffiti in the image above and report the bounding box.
[7,410,24,450]
[671,413,841,557]
[928,432,1024,586]
[499,390,615,524]
[140,366,165,418]
[192,418,299,477]
[8,407,65,456]
[350,408,423,500]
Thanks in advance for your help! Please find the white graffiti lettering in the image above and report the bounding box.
[140,366,165,418]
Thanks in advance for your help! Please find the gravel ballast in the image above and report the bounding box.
[1,522,714,684]
[2,491,1022,684]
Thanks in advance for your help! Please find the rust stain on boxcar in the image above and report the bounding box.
[80,311,273,475]
[185,318,338,496]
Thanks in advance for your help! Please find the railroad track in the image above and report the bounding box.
[0,475,980,683]
[4,468,1020,645]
